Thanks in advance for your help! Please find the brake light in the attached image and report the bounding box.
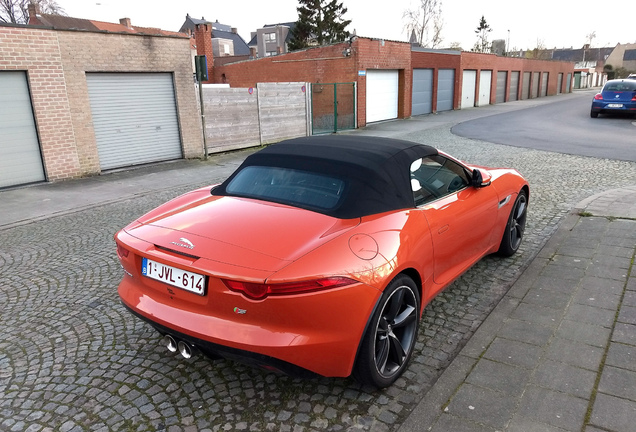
[632,94,636,101]
[116,243,130,259]
[223,277,358,300]
[594,93,603,100]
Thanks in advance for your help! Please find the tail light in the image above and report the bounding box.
[632,94,636,101]
[223,277,358,300]
[594,93,603,100]
[116,243,130,259]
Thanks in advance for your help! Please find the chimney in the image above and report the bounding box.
[194,23,214,83]
[119,18,132,28]
[231,27,237,34]
[250,47,257,58]
[27,3,40,24]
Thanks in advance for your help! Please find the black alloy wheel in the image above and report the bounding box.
[498,190,528,256]
[354,275,419,388]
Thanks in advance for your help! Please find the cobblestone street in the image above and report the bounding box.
[2,124,635,431]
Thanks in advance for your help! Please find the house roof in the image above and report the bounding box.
[248,22,296,46]
[551,47,614,62]
[179,14,250,55]
[28,12,185,37]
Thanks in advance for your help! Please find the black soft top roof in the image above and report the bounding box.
[214,136,438,218]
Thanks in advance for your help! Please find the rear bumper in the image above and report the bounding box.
[591,101,636,113]
[118,276,381,377]
[122,302,319,378]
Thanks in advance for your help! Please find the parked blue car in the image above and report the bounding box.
[591,79,636,118]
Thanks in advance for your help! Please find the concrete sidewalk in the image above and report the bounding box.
[400,186,636,432]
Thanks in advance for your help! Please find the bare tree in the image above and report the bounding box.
[0,0,65,24]
[585,31,596,47]
[403,0,443,48]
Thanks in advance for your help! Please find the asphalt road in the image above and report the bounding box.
[452,89,636,162]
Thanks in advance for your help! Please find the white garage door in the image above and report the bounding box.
[366,70,399,123]
[461,70,477,109]
[0,71,46,188]
[86,73,182,170]
[478,70,492,107]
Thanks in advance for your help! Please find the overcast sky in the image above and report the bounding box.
[56,0,634,51]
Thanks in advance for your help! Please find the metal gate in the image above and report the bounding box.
[557,73,563,94]
[311,82,356,135]
[566,73,572,93]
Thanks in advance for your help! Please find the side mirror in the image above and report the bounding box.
[472,169,492,188]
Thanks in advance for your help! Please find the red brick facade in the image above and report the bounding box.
[412,49,575,111]
[214,37,412,127]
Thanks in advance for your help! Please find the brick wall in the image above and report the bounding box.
[56,30,202,174]
[411,49,575,110]
[0,24,202,182]
[0,26,80,181]
[214,38,413,128]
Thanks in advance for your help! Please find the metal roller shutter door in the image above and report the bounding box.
[86,73,182,170]
[437,69,455,112]
[541,73,549,97]
[0,71,45,188]
[496,71,507,103]
[509,71,519,101]
[366,70,399,123]
[522,72,531,100]
[532,73,540,98]
[412,69,433,116]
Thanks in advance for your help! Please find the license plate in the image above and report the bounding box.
[607,103,623,108]
[141,258,206,295]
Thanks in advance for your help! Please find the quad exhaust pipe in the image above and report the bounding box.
[162,335,195,359]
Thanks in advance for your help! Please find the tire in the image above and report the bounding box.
[497,190,528,257]
[590,110,599,118]
[353,275,420,388]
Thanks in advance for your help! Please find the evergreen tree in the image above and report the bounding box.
[472,15,492,53]
[289,0,351,51]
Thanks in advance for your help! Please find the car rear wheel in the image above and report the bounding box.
[498,190,528,256]
[590,109,599,118]
[353,275,419,388]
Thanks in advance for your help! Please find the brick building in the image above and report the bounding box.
[0,16,202,189]
[209,26,574,129]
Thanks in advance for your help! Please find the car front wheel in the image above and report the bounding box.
[498,190,528,256]
[353,275,419,388]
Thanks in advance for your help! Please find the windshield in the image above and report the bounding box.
[225,166,346,210]
[603,81,636,92]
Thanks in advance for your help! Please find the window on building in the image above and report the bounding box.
[264,32,276,42]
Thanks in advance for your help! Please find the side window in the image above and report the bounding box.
[410,155,470,206]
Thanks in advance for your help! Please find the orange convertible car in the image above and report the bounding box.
[116,136,529,388]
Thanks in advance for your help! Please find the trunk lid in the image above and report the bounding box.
[126,195,359,274]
